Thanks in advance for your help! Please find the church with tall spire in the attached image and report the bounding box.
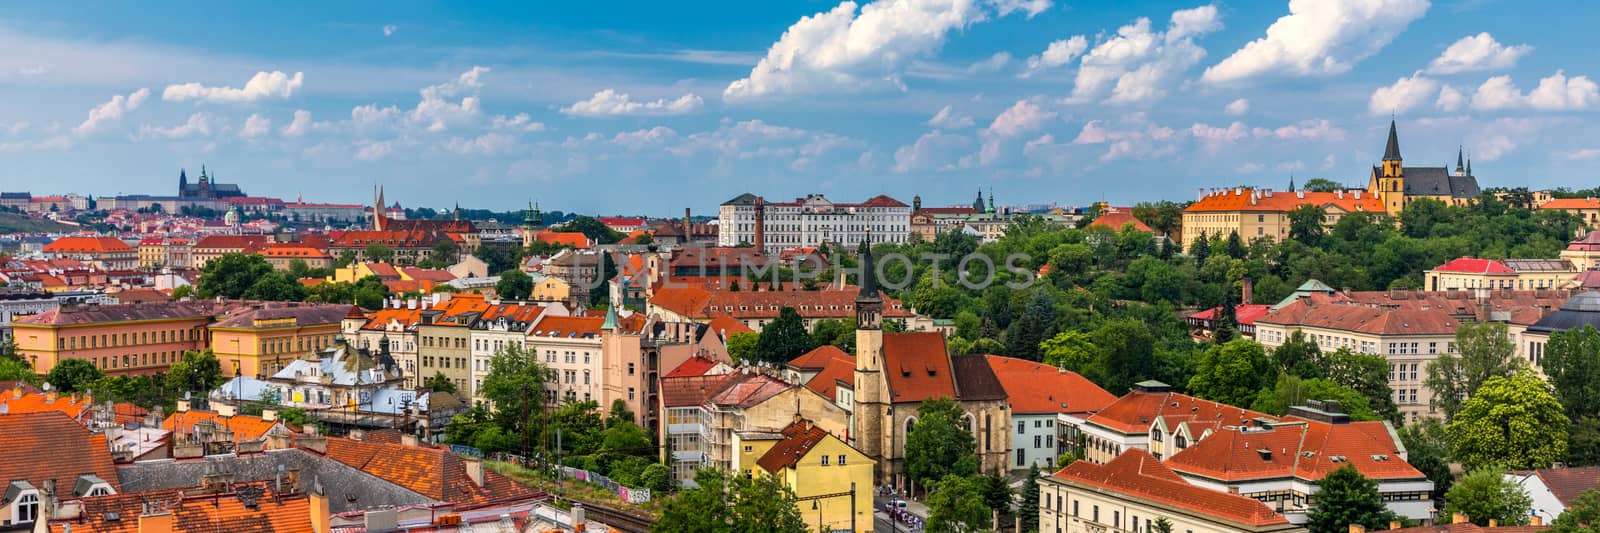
[1367,119,1482,215]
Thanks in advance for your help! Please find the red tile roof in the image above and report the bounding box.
[1088,210,1153,233]
[705,315,754,336]
[48,485,312,533]
[650,286,913,321]
[858,194,909,208]
[1086,388,1269,434]
[661,373,735,408]
[1255,299,1461,336]
[0,390,95,420]
[536,230,593,249]
[1187,304,1272,326]
[984,355,1116,415]
[1431,257,1516,274]
[1541,198,1600,210]
[323,438,541,505]
[1053,449,1290,527]
[530,315,604,338]
[788,345,851,370]
[707,372,791,408]
[756,419,831,474]
[1568,231,1600,252]
[1164,418,1425,483]
[803,355,856,401]
[162,410,296,442]
[1530,466,1600,508]
[597,217,646,227]
[665,356,725,378]
[43,236,134,254]
[401,266,456,282]
[0,411,122,496]
[882,332,956,404]
[193,235,269,251]
[365,262,401,279]
[1186,189,1383,213]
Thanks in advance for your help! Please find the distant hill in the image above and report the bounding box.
[0,212,76,234]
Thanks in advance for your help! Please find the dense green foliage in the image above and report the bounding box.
[1444,467,1532,527]
[495,269,533,300]
[198,253,306,301]
[45,358,103,393]
[1553,489,1600,533]
[927,474,992,533]
[1426,321,1523,421]
[655,468,807,533]
[1306,465,1398,533]
[1448,371,1569,470]
[753,307,815,364]
[905,398,978,491]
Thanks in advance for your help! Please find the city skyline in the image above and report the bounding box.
[2,1,1598,215]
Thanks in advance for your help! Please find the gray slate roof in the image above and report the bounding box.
[1400,167,1480,199]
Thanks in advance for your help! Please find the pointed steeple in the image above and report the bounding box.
[987,189,995,214]
[1456,145,1465,174]
[1382,120,1402,161]
[1288,174,1295,192]
[1466,155,1472,176]
[973,189,985,212]
[602,304,619,331]
[856,239,878,302]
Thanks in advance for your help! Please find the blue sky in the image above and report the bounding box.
[1,0,1597,216]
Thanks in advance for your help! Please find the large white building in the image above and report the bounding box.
[717,193,911,252]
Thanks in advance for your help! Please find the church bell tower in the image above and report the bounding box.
[1376,119,1406,215]
[852,239,886,469]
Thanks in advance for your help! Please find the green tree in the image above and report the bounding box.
[171,285,195,300]
[1005,291,1056,361]
[1188,339,1274,408]
[423,372,457,394]
[167,350,225,395]
[1153,517,1174,533]
[478,344,551,451]
[495,269,533,300]
[1087,318,1158,395]
[1448,371,1569,471]
[926,474,990,533]
[1552,489,1600,533]
[639,462,672,493]
[1542,324,1600,420]
[1288,204,1326,246]
[1398,418,1453,500]
[607,398,637,428]
[1326,349,1400,423]
[905,398,978,491]
[563,216,626,245]
[242,271,308,302]
[725,332,759,363]
[656,468,736,533]
[1443,467,1532,527]
[1271,331,1322,379]
[1301,178,1343,193]
[45,358,102,393]
[1250,374,1378,421]
[981,468,1013,520]
[1427,321,1522,421]
[1306,465,1397,533]
[1570,416,1600,467]
[197,252,275,299]
[810,318,856,352]
[0,357,38,385]
[365,243,394,264]
[1040,330,1096,373]
[1019,465,1041,533]
[754,307,815,365]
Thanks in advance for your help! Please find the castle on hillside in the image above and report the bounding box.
[177,166,246,200]
[1368,120,1481,215]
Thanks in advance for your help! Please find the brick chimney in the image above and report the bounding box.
[1350,525,1366,533]
[1532,515,1543,526]
[139,506,175,533]
[1453,513,1469,524]
[463,456,485,487]
[684,207,692,241]
[1242,278,1254,305]
[309,481,331,533]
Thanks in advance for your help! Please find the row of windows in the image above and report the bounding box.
[421,355,468,370]
[1016,418,1055,434]
[260,334,336,355]
[82,351,183,370]
[420,335,468,349]
[59,327,202,350]
[1390,363,1420,382]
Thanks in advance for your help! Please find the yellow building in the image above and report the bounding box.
[736,419,875,533]
[209,304,356,378]
[1181,189,1383,252]
[1562,230,1600,271]
[529,273,571,302]
[1541,198,1600,227]
[1368,121,1481,215]
[1422,257,1578,291]
[328,262,400,283]
[1040,449,1301,533]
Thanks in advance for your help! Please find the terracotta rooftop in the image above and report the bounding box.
[1187,304,1273,326]
[1164,417,1425,483]
[1255,299,1461,336]
[536,230,592,249]
[210,303,357,329]
[0,411,121,497]
[322,438,540,505]
[1185,188,1382,213]
[883,332,957,404]
[984,355,1115,415]
[1086,386,1269,435]
[15,300,241,327]
[665,356,726,378]
[162,410,296,442]
[650,285,914,322]
[1540,198,1600,210]
[803,355,856,401]
[756,419,832,474]
[529,315,604,339]
[705,314,754,336]
[1088,210,1153,233]
[788,345,851,370]
[0,390,95,420]
[42,236,135,254]
[1389,523,1547,533]
[1430,257,1516,274]
[1053,449,1290,527]
[1525,466,1600,508]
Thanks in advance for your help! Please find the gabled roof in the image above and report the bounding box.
[42,236,135,254]
[984,355,1116,415]
[1088,210,1153,233]
[788,345,850,370]
[803,355,856,400]
[756,419,833,474]
[1544,198,1600,211]
[1086,388,1269,435]
[1430,257,1515,274]
[883,332,956,404]
[322,438,540,505]
[665,356,727,378]
[162,410,296,442]
[705,314,754,336]
[707,372,792,409]
[48,485,312,533]
[1053,449,1290,527]
[1164,417,1425,483]
[1529,466,1600,508]
[536,230,593,249]
[0,411,121,496]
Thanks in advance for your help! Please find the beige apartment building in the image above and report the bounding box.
[1039,449,1300,533]
[1423,257,1578,291]
[1181,188,1383,252]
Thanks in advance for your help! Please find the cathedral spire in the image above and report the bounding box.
[1456,146,1465,175]
[1382,120,1402,162]
[1288,174,1295,192]
[973,189,985,212]
[856,239,878,301]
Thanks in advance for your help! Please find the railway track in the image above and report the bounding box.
[570,499,656,533]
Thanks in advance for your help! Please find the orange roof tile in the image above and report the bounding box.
[1086,387,1269,434]
[43,236,134,254]
[536,230,593,249]
[1164,418,1425,483]
[788,345,851,369]
[1540,198,1600,210]
[322,438,540,505]
[803,355,856,400]
[705,315,753,336]
[883,332,956,404]
[650,285,913,321]
[0,390,95,420]
[1054,449,1290,527]
[1088,211,1153,233]
[756,419,832,474]
[0,411,122,496]
[530,315,604,338]
[162,410,296,442]
[48,485,312,533]
[1185,189,1382,213]
[984,355,1116,415]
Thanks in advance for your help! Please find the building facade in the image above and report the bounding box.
[718,193,912,252]
[1423,257,1578,291]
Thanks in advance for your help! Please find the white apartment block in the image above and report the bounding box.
[717,193,911,252]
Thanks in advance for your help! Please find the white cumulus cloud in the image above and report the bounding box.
[163,71,304,103]
[1425,32,1531,74]
[239,113,271,138]
[492,113,549,132]
[1225,98,1249,115]
[725,0,1041,100]
[138,112,215,139]
[282,110,312,137]
[1435,85,1466,112]
[383,25,398,37]
[1065,5,1222,105]
[894,130,972,172]
[75,88,150,136]
[1368,72,1440,115]
[1021,35,1086,77]
[561,89,704,116]
[1201,0,1430,85]
[1471,71,1600,111]
[928,105,975,128]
